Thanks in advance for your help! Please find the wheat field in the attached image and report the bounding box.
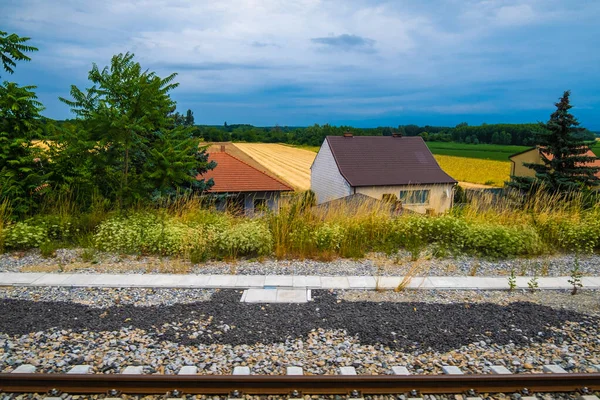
[232,143,316,190]
[433,155,511,187]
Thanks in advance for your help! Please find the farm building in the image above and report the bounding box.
[310,134,457,214]
[199,147,293,215]
[509,146,600,179]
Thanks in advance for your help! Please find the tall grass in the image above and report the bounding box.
[1,189,600,260]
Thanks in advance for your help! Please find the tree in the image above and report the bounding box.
[59,52,214,207]
[184,109,194,126]
[0,31,38,77]
[508,91,600,192]
[0,82,50,215]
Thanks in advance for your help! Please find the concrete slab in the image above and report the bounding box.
[286,366,303,375]
[490,365,512,374]
[0,272,45,285]
[374,276,402,289]
[11,364,36,373]
[178,366,198,375]
[428,277,504,290]
[264,275,294,287]
[121,366,144,374]
[62,274,103,287]
[293,275,322,288]
[441,366,463,375]
[528,277,571,289]
[233,366,250,375]
[348,276,377,289]
[208,275,238,288]
[235,275,265,288]
[30,274,74,286]
[276,289,308,303]
[391,366,410,375]
[242,288,278,303]
[67,365,92,374]
[339,366,357,375]
[543,364,567,373]
[320,276,350,289]
[91,274,139,287]
[582,277,600,287]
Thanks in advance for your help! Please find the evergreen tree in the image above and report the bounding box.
[184,109,194,126]
[508,91,600,192]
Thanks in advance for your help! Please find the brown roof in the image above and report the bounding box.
[325,136,457,186]
[199,152,293,193]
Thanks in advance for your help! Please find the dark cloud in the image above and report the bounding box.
[311,34,375,52]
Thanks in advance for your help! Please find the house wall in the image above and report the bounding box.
[310,140,352,204]
[510,149,540,177]
[355,183,455,214]
[214,191,282,215]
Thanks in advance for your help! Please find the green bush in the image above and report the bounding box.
[462,224,541,258]
[94,213,190,255]
[213,220,272,258]
[3,222,47,249]
[541,219,600,254]
[313,223,344,251]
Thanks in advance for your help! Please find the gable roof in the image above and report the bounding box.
[325,136,457,187]
[199,152,293,193]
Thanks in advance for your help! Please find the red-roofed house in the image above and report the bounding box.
[509,146,600,180]
[199,149,293,214]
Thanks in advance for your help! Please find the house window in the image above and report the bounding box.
[399,189,430,205]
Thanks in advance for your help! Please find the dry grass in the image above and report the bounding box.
[232,143,315,190]
[434,155,511,187]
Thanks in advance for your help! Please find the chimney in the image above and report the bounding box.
[392,132,402,138]
[343,131,353,137]
[220,145,226,152]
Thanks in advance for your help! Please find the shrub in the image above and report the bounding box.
[213,220,272,258]
[3,222,47,249]
[94,213,190,255]
[313,223,344,251]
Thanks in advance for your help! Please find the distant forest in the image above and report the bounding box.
[54,120,598,147]
[193,122,598,147]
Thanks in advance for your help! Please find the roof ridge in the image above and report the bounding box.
[213,151,294,191]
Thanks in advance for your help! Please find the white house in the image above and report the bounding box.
[310,134,457,214]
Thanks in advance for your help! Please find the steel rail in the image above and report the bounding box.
[1,373,599,395]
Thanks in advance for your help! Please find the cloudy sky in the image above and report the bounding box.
[2,0,600,129]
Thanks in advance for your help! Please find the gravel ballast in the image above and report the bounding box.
[1,288,599,376]
[1,249,599,277]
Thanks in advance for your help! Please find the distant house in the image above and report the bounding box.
[199,148,293,215]
[509,146,600,180]
[310,134,457,214]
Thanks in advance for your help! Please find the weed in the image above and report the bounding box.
[80,248,98,263]
[540,260,550,276]
[508,268,517,291]
[39,241,58,258]
[568,257,583,295]
[469,261,480,276]
[527,264,539,293]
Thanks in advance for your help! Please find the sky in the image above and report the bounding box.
[2,0,600,129]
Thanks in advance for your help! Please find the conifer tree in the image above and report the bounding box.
[508,91,600,192]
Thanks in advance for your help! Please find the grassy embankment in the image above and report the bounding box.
[1,190,600,266]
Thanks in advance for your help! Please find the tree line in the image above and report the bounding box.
[187,121,596,147]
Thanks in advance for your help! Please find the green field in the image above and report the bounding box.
[425,142,530,161]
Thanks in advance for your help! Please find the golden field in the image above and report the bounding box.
[232,143,315,190]
[433,155,511,187]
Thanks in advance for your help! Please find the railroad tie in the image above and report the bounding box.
[489,365,512,374]
[232,366,251,375]
[286,366,304,375]
[441,366,464,375]
[121,366,144,374]
[178,366,198,375]
[391,366,411,375]
[11,364,36,373]
[339,366,357,375]
[67,365,91,374]
[542,364,567,373]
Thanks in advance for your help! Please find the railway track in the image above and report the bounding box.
[1,371,599,398]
